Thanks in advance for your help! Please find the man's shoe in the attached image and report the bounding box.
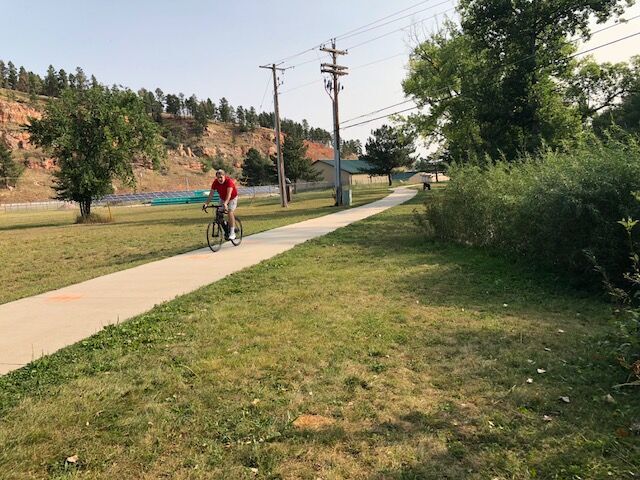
[228,231,236,240]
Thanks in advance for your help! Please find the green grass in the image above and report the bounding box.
[0,190,638,479]
[0,186,390,304]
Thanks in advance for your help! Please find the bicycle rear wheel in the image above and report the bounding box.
[207,221,223,252]
[230,218,243,246]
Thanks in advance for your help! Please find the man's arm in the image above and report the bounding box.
[204,187,215,206]
[224,186,233,207]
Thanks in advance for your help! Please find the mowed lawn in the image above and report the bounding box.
[0,186,390,304]
[1,191,639,479]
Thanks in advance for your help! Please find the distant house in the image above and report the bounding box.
[313,159,387,185]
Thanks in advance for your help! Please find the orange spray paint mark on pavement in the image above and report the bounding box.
[46,294,84,302]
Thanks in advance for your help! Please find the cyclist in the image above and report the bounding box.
[204,169,238,240]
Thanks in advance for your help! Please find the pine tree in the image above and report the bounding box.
[218,97,232,123]
[205,98,216,120]
[0,139,24,188]
[28,72,43,97]
[90,75,100,89]
[282,132,320,188]
[236,106,246,131]
[165,94,181,115]
[44,65,59,96]
[154,88,165,108]
[185,94,198,117]
[74,67,87,90]
[57,69,69,91]
[242,148,275,186]
[7,62,18,89]
[0,61,6,88]
[246,107,258,131]
[362,124,415,186]
[16,67,30,92]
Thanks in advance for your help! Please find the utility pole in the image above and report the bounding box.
[321,39,348,206]
[259,63,288,207]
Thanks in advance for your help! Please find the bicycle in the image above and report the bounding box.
[202,204,243,252]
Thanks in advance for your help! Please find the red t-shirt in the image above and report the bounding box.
[211,177,238,201]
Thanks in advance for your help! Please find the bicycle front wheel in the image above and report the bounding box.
[230,218,243,246]
[207,221,223,252]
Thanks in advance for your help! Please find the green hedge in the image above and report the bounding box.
[422,138,640,285]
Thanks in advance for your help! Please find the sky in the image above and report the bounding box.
[1,0,639,151]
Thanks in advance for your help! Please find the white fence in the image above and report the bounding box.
[1,200,76,213]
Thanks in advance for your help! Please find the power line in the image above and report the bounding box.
[337,0,455,43]
[263,0,455,67]
[258,76,272,111]
[569,30,640,59]
[346,6,458,50]
[282,52,411,95]
[343,106,420,130]
[342,29,640,130]
[352,52,408,70]
[334,0,439,41]
[283,3,455,71]
[342,99,415,124]
[282,11,640,97]
[342,18,640,125]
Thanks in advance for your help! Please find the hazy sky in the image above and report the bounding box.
[1,0,639,148]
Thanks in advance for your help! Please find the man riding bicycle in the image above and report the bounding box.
[203,169,238,240]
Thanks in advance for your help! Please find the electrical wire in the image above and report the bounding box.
[258,76,272,111]
[262,0,456,67]
[342,29,640,130]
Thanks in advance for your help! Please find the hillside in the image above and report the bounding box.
[0,89,336,203]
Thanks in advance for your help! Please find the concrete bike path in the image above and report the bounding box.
[0,187,417,375]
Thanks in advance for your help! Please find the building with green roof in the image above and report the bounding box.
[313,159,388,186]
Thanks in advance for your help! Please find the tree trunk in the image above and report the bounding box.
[388,174,392,186]
[79,198,92,218]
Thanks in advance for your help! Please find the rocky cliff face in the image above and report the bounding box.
[0,94,52,169]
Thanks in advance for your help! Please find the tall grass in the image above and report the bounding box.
[422,137,640,286]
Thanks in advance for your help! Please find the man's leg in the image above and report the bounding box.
[227,198,237,239]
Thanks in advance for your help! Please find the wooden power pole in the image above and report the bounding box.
[320,40,348,206]
[259,63,288,207]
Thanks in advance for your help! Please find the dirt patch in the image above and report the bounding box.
[292,414,335,430]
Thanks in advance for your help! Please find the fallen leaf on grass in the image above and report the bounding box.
[616,427,631,438]
[560,396,570,403]
[251,399,260,405]
[537,368,546,374]
[544,347,551,352]
[526,378,533,384]
[543,415,553,422]
[66,455,78,464]
[604,394,616,404]
[557,329,565,333]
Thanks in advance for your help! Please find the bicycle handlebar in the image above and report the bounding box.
[202,204,228,213]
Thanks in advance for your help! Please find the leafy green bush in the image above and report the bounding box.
[590,215,640,384]
[422,137,640,285]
